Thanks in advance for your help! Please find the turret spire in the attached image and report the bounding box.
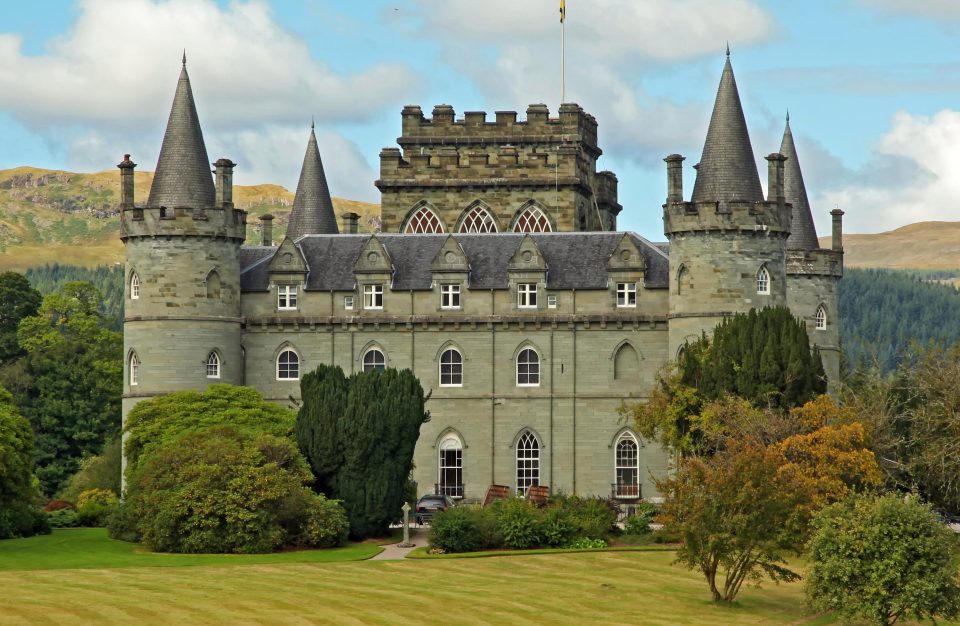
[147,59,215,209]
[780,112,819,250]
[287,125,339,238]
[690,52,763,207]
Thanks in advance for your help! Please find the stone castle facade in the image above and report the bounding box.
[120,52,842,502]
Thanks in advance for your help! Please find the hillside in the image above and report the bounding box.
[0,167,380,271]
[819,221,960,271]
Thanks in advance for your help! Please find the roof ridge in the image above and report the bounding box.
[147,61,215,208]
[287,126,339,238]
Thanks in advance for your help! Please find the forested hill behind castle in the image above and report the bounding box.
[0,167,379,271]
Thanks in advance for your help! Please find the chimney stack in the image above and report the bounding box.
[831,208,844,251]
[259,213,274,247]
[214,158,236,209]
[765,153,786,203]
[664,154,685,204]
[342,212,360,234]
[118,154,136,210]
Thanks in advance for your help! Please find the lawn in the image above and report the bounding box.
[0,530,956,625]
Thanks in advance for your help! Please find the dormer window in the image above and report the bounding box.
[363,284,384,310]
[518,283,538,308]
[441,284,461,309]
[278,285,298,310]
[616,282,637,308]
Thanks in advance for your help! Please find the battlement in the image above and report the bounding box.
[663,200,792,237]
[786,248,843,277]
[397,103,600,157]
[377,142,583,183]
[120,205,248,242]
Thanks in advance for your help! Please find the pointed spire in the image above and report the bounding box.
[690,52,763,207]
[780,113,820,250]
[147,59,215,209]
[287,125,339,238]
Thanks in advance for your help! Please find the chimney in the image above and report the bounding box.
[765,153,786,203]
[664,154,685,204]
[259,213,274,247]
[214,158,236,209]
[831,208,844,251]
[342,212,360,234]
[117,154,136,210]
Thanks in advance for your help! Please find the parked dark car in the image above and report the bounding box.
[415,494,455,524]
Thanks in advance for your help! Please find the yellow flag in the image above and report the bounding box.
[560,0,565,23]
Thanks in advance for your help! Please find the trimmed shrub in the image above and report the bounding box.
[47,508,79,528]
[77,489,118,509]
[495,498,542,550]
[623,502,658,536]
[42,499,76,512]
[429,506,498,553]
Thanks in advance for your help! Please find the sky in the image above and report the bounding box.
[1,0,960,241]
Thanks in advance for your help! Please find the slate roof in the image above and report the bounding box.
[690,53,764,207]
[147,59,216,209]
[240,233,669,291]
[287,126,339,238]
[780,115,820,251]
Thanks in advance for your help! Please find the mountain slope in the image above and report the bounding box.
[819,221,960,270]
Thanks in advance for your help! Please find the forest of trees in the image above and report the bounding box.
[25,264,124,331]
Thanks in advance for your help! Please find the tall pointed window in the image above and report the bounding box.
[512,205,552,232]
[438,434,463,499]
[815,305,827,330]
[404,206,445,233]
[129,352,140,386]
[130,272,140,300]
[516,430,540,496]
[206,351,221,379]
[756,266,770,295]
[206,270,221,300]
[614,433,640,498]
[458,205,498,233]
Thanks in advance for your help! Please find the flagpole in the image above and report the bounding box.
[561,4,565,104]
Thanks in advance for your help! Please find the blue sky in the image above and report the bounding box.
[1,0,960,240]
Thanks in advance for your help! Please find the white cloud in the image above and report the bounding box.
[0,0,416,129]
[859,0,960,20]
[813,110,959,234]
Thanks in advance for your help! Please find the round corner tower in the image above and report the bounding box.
[664,53,792,358]
[120,60,247,429]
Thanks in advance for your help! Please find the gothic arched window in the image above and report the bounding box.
[363,348,387,372]
[277,349,300,381]
[129,352,140,386]
[206,351,221,379]
[614,433,640,498]
[756,266,771,295]
[516,430,540,495]
[206,270,221,300]
[815,305,827,330]
[512,205,552,232]
[516,348,540,386]
[614,343,640,381]
[439,348,463,386]
[438,434,463,498]
[458,205,498,233]
[130,272,140,300]
[404,206,445,233]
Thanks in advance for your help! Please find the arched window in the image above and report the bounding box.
[438,434,463,498]
[614,343,640,381]
[512,205,552,232]
[362,348,386,372]
[458,205,498,233]
[404,206,445,233]
[130,272,140,300]
[516,348,540,386]
[206,351,221,379]
[439,348,463,386]
[129,352,140,386]
[677,265,690,295]
[815,305,827,330]
[756,266,770,295]
[277,349,299,381]
[614,433,640,498]
[206,270,221,300]
[516,430,540,496]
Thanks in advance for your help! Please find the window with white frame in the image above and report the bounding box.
[404,206,445,233]
[277,285,298,310]
[440,284,461,309]
[517,283,537,308]
[344,296,354,310]
[547,294,558,309]
[512,205,552,233]
[516,348,540,386]
[815,305,827,330]
[129,352,139,386]
[516,430,540,496]
[458,205,498,233]
[438,435,463,498]
[439,348,463,386]
[130,272,140,300]
[363,348,386,372]
[206,351,220,379]
[615,434,640,498]
[756,267,770,295]
[616,282,637,307]
[276,349,299,380]
[363,284,383,309]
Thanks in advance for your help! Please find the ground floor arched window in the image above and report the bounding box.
[516,430,540,495]
[614,433,640,498]
[438,434,463,499]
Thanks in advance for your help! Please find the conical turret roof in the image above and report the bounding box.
[690,52,763,206]
[147,58,215,209]
[287,125,339,238]
[780,114,819,251]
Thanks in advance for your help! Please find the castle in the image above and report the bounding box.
[120,51,842,502]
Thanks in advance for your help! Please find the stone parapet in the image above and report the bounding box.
[786,248,843,277]
[663,200,791,236]
[120,206,247,242]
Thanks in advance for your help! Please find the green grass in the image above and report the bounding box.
[0,528,381,571]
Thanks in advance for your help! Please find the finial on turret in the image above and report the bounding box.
[182,50,187,66]
[786,108,790,124]
[725,41,730,57]
[311,116,315,130]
